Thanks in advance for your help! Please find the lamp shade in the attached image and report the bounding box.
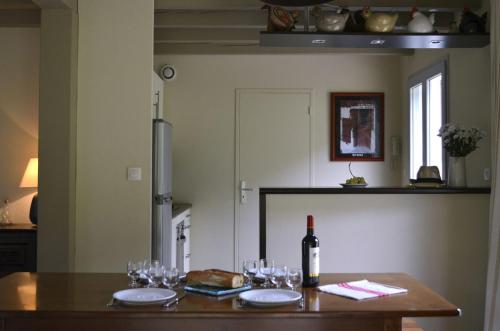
[20,158,38,188]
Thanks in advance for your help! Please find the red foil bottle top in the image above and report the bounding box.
[307,215,314,228]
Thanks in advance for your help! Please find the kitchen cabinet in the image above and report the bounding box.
[172,204,191,274]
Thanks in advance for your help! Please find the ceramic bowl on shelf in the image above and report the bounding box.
[312,7,349,32]
[407,9,435,33]
[362,8,399,33]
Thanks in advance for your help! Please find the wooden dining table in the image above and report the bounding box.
[0,272,459,331]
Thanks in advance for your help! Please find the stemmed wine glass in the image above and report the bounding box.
[148,260,164,288]
[259,259,275,288]
[141,259,154,287]
[242,260,258,286]
[163,268,179,289]
[127,260,141,288]
[286,267,303,291]
[271,264,287,288]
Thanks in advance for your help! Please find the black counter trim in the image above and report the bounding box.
[260,187,490,195]
[258,187,490,259]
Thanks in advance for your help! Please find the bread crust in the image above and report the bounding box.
[187,269,244,288]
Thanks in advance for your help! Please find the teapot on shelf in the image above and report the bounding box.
[311,6,349,32]
[262,5,300,32]
[361,7,398,33]
[459,6,487,33]
[407,7,435,33]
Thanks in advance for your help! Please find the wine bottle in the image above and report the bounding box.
[302,215,319,287]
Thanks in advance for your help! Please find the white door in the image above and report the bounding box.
[235,89,313,270]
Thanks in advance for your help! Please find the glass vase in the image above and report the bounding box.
[447,156,466,187]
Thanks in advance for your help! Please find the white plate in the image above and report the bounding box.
[239,289,302,307]
[340,183,368,188]
[113,288,176,305]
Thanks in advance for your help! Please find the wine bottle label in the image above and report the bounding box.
[309,247,319,277]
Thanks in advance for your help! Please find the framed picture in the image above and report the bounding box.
[330,92,384,161]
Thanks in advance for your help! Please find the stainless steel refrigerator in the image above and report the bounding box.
[152,119,173,267]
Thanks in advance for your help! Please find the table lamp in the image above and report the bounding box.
[19,158,38,225]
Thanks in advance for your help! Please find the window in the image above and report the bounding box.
[409,60,447,179]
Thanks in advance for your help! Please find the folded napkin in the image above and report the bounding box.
[318,279,407,300]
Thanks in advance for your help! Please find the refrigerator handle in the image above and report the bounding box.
[154,194,173,205]
[154,91,160,119]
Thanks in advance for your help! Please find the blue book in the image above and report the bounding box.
[184,284,252,296]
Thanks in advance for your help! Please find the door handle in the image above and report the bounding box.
[240,180,254,204]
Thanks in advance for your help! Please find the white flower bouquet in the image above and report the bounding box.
[438,123,486,157]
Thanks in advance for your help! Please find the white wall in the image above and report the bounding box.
[155,52,491,331]
[76,0,154,272]
[0,28,39,224]
[267,193,489,331]
[400,47,491,186]
[37,5,78,272]
[154,54,404,270]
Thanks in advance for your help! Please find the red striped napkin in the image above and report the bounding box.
[318,280,407,300]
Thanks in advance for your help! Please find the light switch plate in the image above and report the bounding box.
[127,167,142,181]
[484,168,491,181]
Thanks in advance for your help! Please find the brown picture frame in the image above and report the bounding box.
[330,92,384,161]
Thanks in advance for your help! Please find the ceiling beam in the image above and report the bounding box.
[155,10,266,29]
[155,28,260,44]
[0,0,38,10]
[0,9,40,27]
[154,42,414,55]
[32,0,76,10]
[154,0,482,10]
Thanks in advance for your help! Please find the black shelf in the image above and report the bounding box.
[260,32,490,49]
[259,187,491,194]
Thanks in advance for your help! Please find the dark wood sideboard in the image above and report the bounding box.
[0,224,36,277]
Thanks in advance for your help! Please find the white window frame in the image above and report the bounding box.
[408,59,448,179]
